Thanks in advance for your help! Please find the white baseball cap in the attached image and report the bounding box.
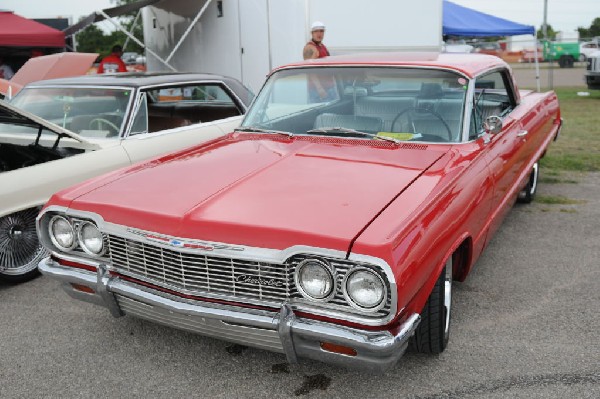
[311,21,326,32]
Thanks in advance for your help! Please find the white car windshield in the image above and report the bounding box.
[10,87,133,138]
[241,67,468,143]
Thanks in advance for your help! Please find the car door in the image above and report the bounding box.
[473,70,528,241]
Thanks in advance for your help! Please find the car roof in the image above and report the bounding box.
[26,72,236,88]
[275,52,508,79]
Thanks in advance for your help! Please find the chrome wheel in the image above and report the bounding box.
[444,257,453,340]
[0,208,47,279]
[518,162,539,203]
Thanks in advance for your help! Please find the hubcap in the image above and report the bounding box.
[529,163,539,195]
[0,208,46,275]
[444,257,453,336]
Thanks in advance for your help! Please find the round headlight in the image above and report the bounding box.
[344,269,386,311]
[295,259,335,301]
[78,221,104,256]
[48,215,75,251]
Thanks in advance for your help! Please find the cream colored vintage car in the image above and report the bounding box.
[0,73,252,281]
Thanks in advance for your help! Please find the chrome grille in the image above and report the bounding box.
[108,235,289,304]
[107,234,391,318]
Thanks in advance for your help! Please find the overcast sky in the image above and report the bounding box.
[2,0,598,33]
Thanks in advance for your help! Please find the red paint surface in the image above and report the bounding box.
[65,134,447,252]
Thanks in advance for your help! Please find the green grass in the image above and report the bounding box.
[539,176,578,184]
[535,195,585,205]
[539,88,600,173]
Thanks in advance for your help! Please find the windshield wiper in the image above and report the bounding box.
[234,127,294,138]
[306,127,401,144]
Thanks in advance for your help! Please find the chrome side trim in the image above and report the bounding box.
[38,206,398,326]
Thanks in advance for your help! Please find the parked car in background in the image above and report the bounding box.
[0,52,98,100]
[579,41,599,62]
[585,50,600,89]
[38,53,561,371]
[472,41,502,56]
[442,39,474,53]
[0,72,252,282]
[121,52,140,65]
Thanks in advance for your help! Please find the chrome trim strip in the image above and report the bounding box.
[38,206,398,326]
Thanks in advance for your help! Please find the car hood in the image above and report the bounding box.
[67,134,447,251]
[0,100,100,150]
[0,52,98,98]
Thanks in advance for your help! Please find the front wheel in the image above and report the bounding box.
[517,162,539,204]
[411,257,452,354]
[0,208,47,283]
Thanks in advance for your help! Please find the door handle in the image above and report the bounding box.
[517,130,529,137]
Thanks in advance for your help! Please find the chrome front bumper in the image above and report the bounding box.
[39,257,420,373]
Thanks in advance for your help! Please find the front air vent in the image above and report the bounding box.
[400,143,428,150]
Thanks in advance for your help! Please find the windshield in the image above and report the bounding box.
[241,67,468,143]
[10,87,133,138]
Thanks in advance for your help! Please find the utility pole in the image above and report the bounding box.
[542,0,548,39]
[543,0,553,89]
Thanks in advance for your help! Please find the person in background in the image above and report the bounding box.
[303,22,335,102]
[303,21,330,60]
[0,57,15,80]
[97,45,128,74]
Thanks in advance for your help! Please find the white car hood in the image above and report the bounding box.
[0,99,101,151]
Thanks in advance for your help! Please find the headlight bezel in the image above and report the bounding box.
[342,267,388,312]
[294,258,337,302]
[48,215,77,252]
[77,221,105,257]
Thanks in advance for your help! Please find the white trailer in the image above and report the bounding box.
[142,0,442,92]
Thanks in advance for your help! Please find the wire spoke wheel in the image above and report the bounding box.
[0,208,47,280]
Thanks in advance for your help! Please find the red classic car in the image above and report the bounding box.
[37,53,561,372]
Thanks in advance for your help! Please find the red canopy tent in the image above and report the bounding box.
[0,11,64,48]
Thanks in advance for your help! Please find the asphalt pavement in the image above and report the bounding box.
[1,172,599,398]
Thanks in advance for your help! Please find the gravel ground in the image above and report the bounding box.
[1,172,598,398]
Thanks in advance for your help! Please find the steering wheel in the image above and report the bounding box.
[390,106,453,141]
[88,118,120,136]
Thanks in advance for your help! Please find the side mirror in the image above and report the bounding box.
[483,115,503,134]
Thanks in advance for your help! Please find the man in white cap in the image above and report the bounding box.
[303,21,330,60]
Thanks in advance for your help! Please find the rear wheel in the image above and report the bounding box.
[517,162,539,204]
[0,208,46,283]
[411,257,452,354]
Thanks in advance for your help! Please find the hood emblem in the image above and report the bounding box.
[126,229,245,252]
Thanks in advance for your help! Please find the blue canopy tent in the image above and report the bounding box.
[443,1,534,37]
[442,1,540,90]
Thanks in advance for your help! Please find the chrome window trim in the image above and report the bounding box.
[17,84,136,139]
[243,64,471,145]
[136,80,249,113]
[38,205,398,326]
[122,115,242,142]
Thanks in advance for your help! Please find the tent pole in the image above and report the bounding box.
[534,31,541,92]
[98,9,176,71]
[123,9,142,52]
[165,0,213,64]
